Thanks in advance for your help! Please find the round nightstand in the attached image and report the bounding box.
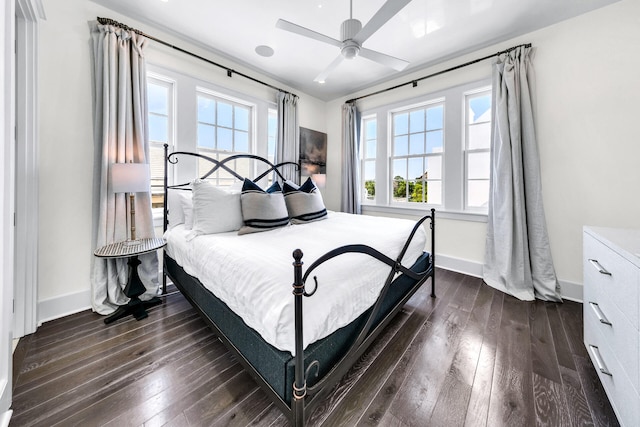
[94,237,166,324]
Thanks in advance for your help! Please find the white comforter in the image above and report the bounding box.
[164,212,427,355]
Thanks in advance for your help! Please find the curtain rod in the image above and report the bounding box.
[96,17,296,98]
[345,42,532,104]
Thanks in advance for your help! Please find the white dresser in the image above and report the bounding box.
[583,226,640,426]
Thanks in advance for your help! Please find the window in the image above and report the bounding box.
[147,75,174,209]
[390,102,443,205]
[361,117,377,201]
[145,65,277,224]
[360,80,491,216]
[196,91,253,186]
[465,90,492,209]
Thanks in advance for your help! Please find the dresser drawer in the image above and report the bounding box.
[584,313,640,426]
[584,233,640,329]
[584,292,639,392]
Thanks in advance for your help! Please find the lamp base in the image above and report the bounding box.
[123,239,143,247]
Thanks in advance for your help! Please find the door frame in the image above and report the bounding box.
[13,0,44,339]
[1,0,16,424]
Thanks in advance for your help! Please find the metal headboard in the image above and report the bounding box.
[162,143,299,233]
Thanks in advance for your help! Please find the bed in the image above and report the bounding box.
[161,146,435,426]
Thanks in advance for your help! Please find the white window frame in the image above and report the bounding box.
[196,88,256,186]
[360,79,491,222]
[360,115,377,204]
[463,86,492,212]
[145,64,276,226]
[388,99,444,207]
[147,73,175,216]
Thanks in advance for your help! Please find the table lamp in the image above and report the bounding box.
[110,162,150,245]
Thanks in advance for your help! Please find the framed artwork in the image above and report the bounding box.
[299,127,327,176]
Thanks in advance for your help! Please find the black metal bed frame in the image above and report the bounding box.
[162,145,436,426]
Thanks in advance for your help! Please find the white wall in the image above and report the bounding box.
[36,0,326,320]
[324,0,640,297]
[36,0,640,318]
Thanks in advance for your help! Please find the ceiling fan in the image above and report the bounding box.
[276,0,412,83]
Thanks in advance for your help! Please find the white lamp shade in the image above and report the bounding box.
[110,163,151,193]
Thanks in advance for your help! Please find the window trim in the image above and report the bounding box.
[147,73,176,216]
[145,63,277,226]
[388,99,445,207]
[463,86,492,213]
[360,78,491,220]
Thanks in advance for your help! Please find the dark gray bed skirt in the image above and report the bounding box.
[165,251,431,406]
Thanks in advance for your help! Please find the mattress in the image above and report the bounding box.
[164,211,427,355]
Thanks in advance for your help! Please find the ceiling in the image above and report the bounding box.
[91,0,619,101]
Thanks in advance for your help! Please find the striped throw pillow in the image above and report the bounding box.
[238,179,290,235]
[283,177,328,224]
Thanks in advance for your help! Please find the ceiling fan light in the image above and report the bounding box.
[341,44,360,59]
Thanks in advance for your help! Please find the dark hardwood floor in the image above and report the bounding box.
[11,269,620,426]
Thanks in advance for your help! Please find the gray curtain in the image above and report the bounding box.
[275,91,300,183]
[341,102,361,214]
[483,46,561,302]
[90,23,159,315]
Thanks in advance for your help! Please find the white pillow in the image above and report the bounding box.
[167,191,192,229]
[187,180,243,239]
[183,196,194,230]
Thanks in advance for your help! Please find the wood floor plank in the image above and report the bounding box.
[10,272,619,427]
[14,305,199,395]
[11,320,212,426]
[559,365,596,427]
[21,294,192,367]
[305,302,413,426]
[428,278,490,426]
[140,357,244,427]
[529,300,562,383]
[386,273,477,424]
[355,271,462,426]
[463,286,503,427]
[318,279,437,427]
[545,302,576,370]
[486,295,535,427]
[573,355,620,427]
[183,370,259,425]
[211,387,273,427]
[304,271,450,426]
[558,300,589,359]
[532,373,571,427]
[56,338,227,427]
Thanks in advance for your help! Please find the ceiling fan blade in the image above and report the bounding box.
[276,19,342,48]
[353,0,413,44]
[359,47,409,71]
[314,55,345,83]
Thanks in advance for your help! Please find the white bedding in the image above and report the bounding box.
[164,212,427,355]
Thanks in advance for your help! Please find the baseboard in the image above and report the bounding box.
[435,254,483,278]
[37,289,91,326]
[558,279,583,303]
[435,254,583,303]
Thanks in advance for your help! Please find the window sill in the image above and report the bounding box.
[361,204,487,223]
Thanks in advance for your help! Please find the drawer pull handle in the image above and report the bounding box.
[588,345,612,376]
[588,259,611,275]
[589,302,612,326]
